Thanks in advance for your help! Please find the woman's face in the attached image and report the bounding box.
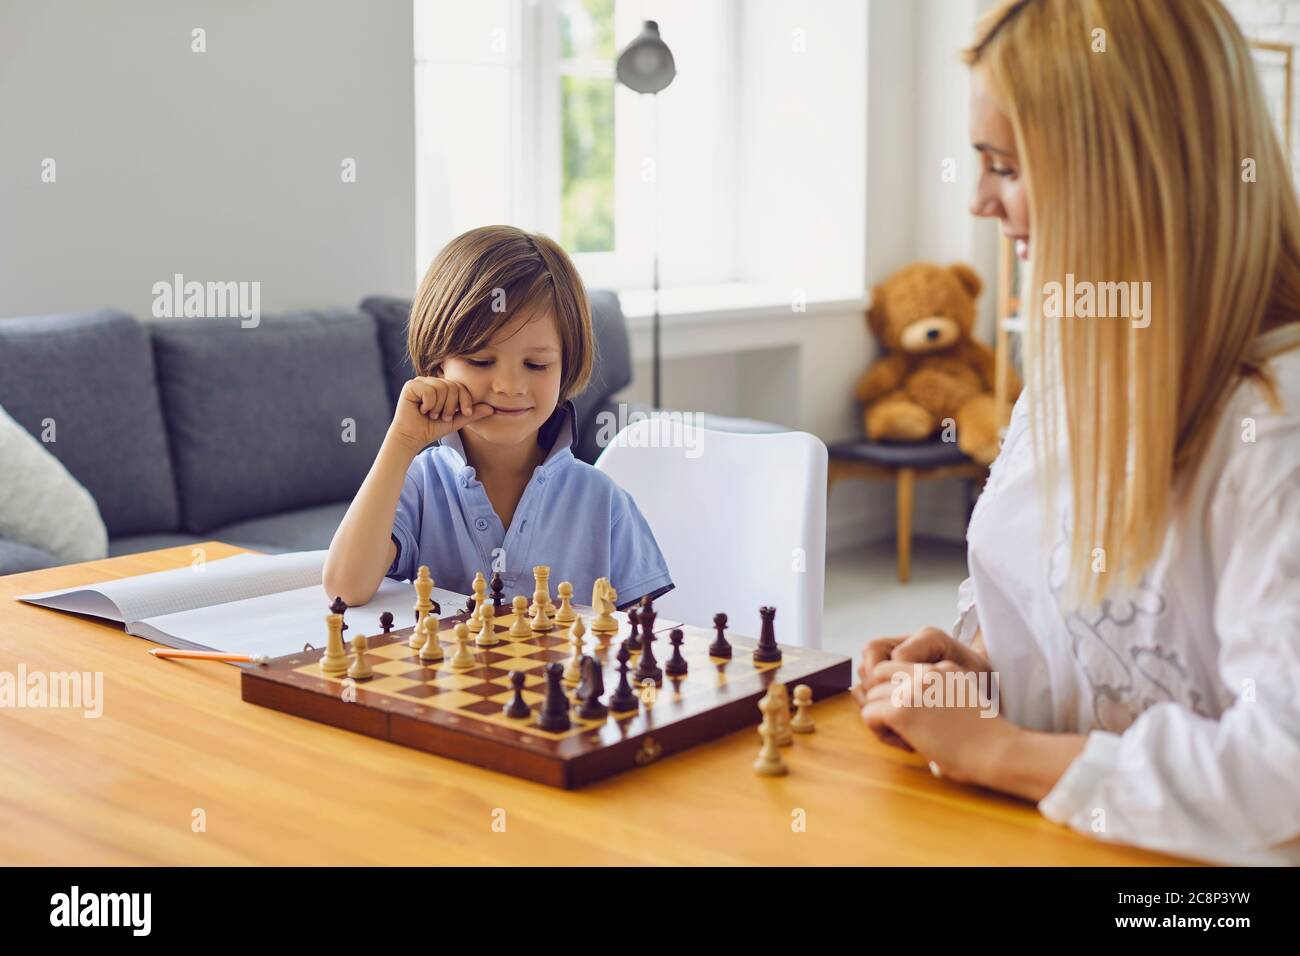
[969,68,1031,261]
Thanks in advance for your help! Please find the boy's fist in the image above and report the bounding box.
[388,376,494,453]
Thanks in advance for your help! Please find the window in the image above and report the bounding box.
[558,0,616,253]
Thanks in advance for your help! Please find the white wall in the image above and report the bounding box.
[0,0,416,320]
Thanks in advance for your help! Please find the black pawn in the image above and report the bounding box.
[754,606,782,663]
[577,657,608,720]
[537,662,572,732]
[465,596,476,616]
[634,627,662,685]
[379,611,394,635]
[504,670,531,719]
[330,596,349,633]
[490,572,506,613]
[607,642,638,712]
[665,628,688,678]
[626,607,642,652]
[709,613,732,658]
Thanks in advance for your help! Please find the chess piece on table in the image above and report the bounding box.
[537,662,572,732]
[554,581,576,626]
[347,634,373,679]
[419,615,444,662]
[472,571,487,609]
[634,626,662,685]
[590,578,618,641]
[320,611,349,676]
[529,597,551,633]
[379,611,394,636]
[504,670,531,719]
[563,616,587,684]
[476,601,499,646]
[753,606,782,664]
[330,596,349,642]
[770,682,793,745]
[638,595,657,634]
[639,678,657,707]
[753,686,788,776]
[530,565,555,625]
[625,607,642,653]
[665,629,688,678]
[709,612,732,659]
[411,566,435,648]
[490,571,506,613]
[509,596,531,638]
[448,621,476,671]
[607,642,638,713]
[467,599,485,636]
[791,684,815,733]
[577,656,608,720]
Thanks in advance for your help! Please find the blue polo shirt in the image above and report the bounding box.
[386,402,673,610]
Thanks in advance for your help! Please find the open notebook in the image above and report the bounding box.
[16,549,466,659]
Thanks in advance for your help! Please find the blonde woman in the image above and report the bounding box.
[853,0,1300,865]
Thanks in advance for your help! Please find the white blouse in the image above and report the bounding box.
[957,325,1300,865]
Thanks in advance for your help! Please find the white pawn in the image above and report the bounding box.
[554,582,576,626]
[468,599,484,636]
[348,634,373,679]
[508,595,532,638]
[448,621,476,671]
[791,684,815,733]
[476,601,499,647]
[419,614,443,663]
[530,596,550,633]
[771,682,793,746]
[563,616,587,684]
[754,687,787,776]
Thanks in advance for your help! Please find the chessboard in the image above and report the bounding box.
[241,600,851,789]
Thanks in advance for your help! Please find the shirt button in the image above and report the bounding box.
[459,476,469,488]
[537,475,546,485]
[474,517,489,531]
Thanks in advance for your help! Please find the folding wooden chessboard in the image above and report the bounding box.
[241,604,851,788]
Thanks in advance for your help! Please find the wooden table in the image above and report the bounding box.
[0,543,1190,865]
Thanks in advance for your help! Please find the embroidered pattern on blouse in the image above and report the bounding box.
[1046,515,1210,732]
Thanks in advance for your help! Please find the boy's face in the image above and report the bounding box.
[441,307,563,448]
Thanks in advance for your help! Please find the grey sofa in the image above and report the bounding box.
[0,290,634,574]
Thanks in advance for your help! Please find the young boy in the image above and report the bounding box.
[323,225,673,612]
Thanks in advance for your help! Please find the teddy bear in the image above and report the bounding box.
[853,261,1015,466]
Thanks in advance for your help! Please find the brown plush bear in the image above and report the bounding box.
[853,261,1015,466]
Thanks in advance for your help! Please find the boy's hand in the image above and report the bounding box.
[388,376,494,454]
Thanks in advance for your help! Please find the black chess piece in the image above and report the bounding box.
[709,612,732,658]
[665,628,688,678]
[753,606,782,663]
[537,662,572,731]
[504,670,531,719]
[465,596,476,616]
[634,627,663,685]
[638,596,657,637]
[607,642,638,712]
[490,572,506,613]
[330,596,349,633]
[379,611,394,635]
[626,607,642,652]
[577,657,608,720]
[430,599,441,616]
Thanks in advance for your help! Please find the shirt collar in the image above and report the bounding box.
[436,399,579,475]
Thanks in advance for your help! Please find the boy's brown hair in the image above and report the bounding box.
[407,225,594,401]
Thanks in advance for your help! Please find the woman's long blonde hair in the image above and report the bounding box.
[966,0,1300,606]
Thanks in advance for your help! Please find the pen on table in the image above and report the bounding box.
[148,648,269,665]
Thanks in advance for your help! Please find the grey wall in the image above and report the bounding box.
[0,0,415,319]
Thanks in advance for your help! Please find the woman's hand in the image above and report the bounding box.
[388,376,495,454]
[851,626,998,759]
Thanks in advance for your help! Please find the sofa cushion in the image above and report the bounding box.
[0,309,181,535]
[0,538,62,575]
[359,296,415,407]
[211,500,350,552]
[150,310,392,533]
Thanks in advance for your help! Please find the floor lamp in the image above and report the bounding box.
[615,20,676,409]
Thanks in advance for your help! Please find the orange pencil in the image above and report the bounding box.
[149,648,269,665]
